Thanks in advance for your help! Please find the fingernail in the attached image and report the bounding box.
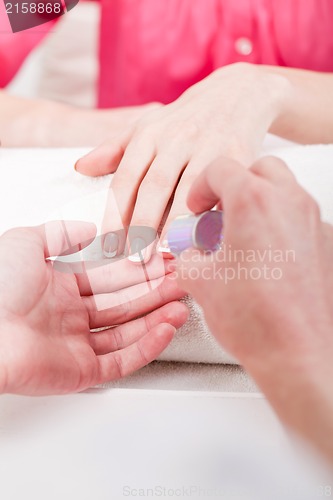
[128,237,146,263]
[103,232,119,258]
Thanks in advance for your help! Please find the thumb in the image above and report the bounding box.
[74,138,127,177]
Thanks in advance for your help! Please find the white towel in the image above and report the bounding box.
[1,139,333,365]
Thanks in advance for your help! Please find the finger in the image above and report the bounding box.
[127,152,188,263]
[186,156,250,214]
[35,220,97,259]
[102,137,156,257]
[74,136,129,177]
[250,156,297,187]
[95,322,176,384]
[175,247,212,298]
[90,301,189,355]
[84,272,185,328]
[100,189,128,258]
[159,148,224,244]
[76,253,176,296]
[159,171,199,246]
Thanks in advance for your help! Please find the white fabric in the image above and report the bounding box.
[7,2,99,107]
[0,138,333,369]
[1,390,331,500]
[37,3,99,107]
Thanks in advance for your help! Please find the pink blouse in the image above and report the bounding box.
[1,0,333,108]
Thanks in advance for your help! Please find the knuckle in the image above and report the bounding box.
[170,121,201,142]
[184,171,201,187]
[253,156,293,179]
[112,352,124,379]
[138,108,160,128]
[136,121,158,139]
[231,178,269,215]
[246,179,270,207]
[136,341,149,366]
[77,357,98,391]
[113,328,124,351]
[252,156,280,172]
[298,191,321,219]
[110,170,137,193]
[110,172,130,190]
[119,298,132,322]
[111,298,131,325]
[156,278,167,303]
[140,170,170,191]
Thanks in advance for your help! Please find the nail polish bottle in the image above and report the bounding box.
[159,210,223,257]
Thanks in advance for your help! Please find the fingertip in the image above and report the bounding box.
[141,322,176,358]
[178,302,190,323]
[74,151,95,175]
[162,272,187,299]
[186,181,217,214]
[128,237,156,265]
[156,322,177,342]
[128,248,152,265]
[162,301,190,328]
[75,145,122,177]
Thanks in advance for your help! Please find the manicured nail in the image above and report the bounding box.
[128,237,146,263]
[103,232,119,258]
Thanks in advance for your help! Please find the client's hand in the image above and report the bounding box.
[75,63,289,261]
[176,156,333,464]
[0,221,188,395]
[0,91,160,147]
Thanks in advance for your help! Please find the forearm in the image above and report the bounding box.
[246,345,333,465]
[0,92,77,147]
[0,92,157,147]
[266,66,333,144]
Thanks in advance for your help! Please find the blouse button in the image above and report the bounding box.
[235,37,253,56]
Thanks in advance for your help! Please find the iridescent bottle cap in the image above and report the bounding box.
[159,210,223,256]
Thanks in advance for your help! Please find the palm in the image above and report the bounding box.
[0,222,188,395]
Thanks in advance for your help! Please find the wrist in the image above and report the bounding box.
[259,65,297,136]
[211,63,292,121]
[208,63,292,161]
[251,64,293,132]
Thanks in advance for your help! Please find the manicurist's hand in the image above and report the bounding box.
[0,221,188,395]
[75,63,289,261]
[176,155,333,465]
